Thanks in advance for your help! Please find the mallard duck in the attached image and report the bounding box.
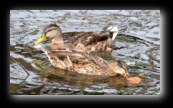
[34,24,118,53]
[39,48,142,84]
[35,47,129,78]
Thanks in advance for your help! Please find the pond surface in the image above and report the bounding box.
[10,10,160,95]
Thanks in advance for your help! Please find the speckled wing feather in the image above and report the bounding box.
[65,31,113,53]
[42,49,117,76]
[51,50,108,66]
[66,31,111,47]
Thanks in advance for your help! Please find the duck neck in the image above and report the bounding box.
[51,37,65,50]
[52,37,64,44]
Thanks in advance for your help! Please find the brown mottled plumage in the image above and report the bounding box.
[34,24,118,53]
[41,49,129,77]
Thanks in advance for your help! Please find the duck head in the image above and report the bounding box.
[34,24,64,45]
[109,60,130,78]
[103,24,118,41]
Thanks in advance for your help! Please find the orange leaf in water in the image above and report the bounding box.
[126,77,141,84]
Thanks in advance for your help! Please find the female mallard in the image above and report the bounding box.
[40,48,141,84]
[40,48,129,78]
[34,24,118,53]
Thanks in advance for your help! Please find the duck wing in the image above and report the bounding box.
[66,31,111,47]
[42,49,114,76]
[51,50,85,60]
[51,50,108,66]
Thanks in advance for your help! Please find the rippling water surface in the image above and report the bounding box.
[10,10,160,95]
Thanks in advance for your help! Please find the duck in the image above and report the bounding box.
[34,24,118,53]
[34,43,129,78]
[39,48,141,84]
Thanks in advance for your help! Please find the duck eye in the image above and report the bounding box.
[44,29,53,35]
[46,28,58,33]
[47,29,52,32]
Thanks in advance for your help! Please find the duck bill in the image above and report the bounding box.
[123,72,130,78]
[34,34,47,45]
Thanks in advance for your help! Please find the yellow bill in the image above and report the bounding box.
[34,34,47,45]
[123,72,129,78]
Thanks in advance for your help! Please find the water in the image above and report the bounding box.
[10,10,160,95]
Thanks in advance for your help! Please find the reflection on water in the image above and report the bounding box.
[10,10,160,95]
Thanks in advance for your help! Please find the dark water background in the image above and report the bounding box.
[10,10,160,95]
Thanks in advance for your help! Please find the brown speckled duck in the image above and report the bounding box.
[38,48,129,77]
[34,44,141,84]
[34,24,118,53]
